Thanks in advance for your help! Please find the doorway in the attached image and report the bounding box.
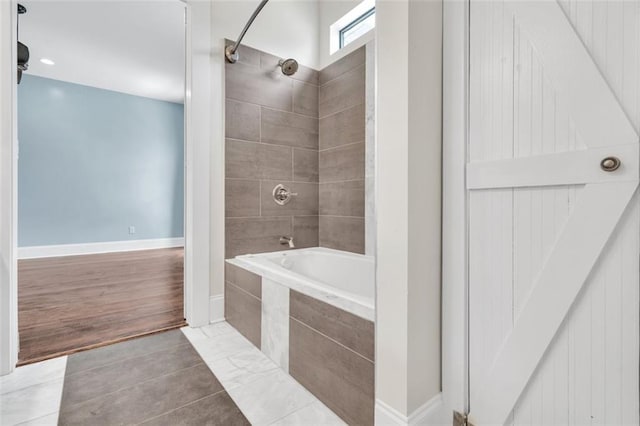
[15,0,188,365]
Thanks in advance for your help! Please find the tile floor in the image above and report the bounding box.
[58,330,247,425]
[0,322,346,425]
[182,321,345,425]
[0,357,66,425]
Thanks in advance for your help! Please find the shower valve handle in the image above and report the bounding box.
[273,184,297,205]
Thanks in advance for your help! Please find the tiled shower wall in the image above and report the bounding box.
[318,47,366,254]
[225,43,367,258]
[224,42,320,258]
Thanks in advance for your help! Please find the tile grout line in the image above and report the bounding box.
[194,324,240,340]
[292,148,297,181]
[291,146,295,182]
[293,146,320,153]
[194,327,345,425]
[318,101,366,122]
[60,362,209,414]
[259,180,262,217]
[318,215,365,220]
[226,177,319,182]
[14,410,61,426]
[318,178,366,184]
[231,211,319,219]
[290,317,374,364]
[318,61,366,88]
[54,357,68,422]
[200,350,279,394]
[258,103,262,143]
[226,214,319,220]
[226,280,262,303]
[0,357,68,396]
[318,140,365,153]
[226,137,319,153]
[227,178,320,185]
[4,359,67,425]
[64,341,192,379]
[134,388,230,425]
[223,54,318,86]
[290,78,295,118]
[319,181,365,185]
[227,97,319,120]
[238,51,320,81]
[290,78,320,89]
[266,399,319,425]
[218,362,319,425]
[220,371,284,424]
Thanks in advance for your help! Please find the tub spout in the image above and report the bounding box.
[280,236,295,248]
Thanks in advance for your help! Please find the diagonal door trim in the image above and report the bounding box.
[505,0,638,148]
[469,181,639,425]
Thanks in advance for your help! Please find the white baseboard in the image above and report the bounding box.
[375,399,408,425]
[18,238,185,259]
[375,394,445,425]
[209,295,225,323]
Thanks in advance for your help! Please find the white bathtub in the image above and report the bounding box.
[228,247,375,321]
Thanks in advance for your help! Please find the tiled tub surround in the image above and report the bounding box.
[290,292,374,425]
[319,47,367,254]
[225,262,262,348]
[224,44,372,424]
[225,42,368,258]
[226,247,375,425]
[225,40,320,259]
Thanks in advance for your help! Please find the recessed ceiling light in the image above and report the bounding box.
[40,58,55,65]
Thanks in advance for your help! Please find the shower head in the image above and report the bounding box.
[278,58,298,76]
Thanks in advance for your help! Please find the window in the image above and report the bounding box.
[339,7,375,49]
[329,0,375,55]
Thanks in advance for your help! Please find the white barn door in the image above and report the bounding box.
[468,0,640,424]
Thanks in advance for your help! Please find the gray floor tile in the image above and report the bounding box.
[61,342,202,406]
[59,363,223,425]
[140,391,250,426]
[65,329,188,375]
[56,330,251,425]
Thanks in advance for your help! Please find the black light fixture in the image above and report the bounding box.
[17,4,29,84]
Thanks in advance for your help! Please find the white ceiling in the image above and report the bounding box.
[20,0,186,103]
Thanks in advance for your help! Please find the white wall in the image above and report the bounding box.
[318,0,374,68]
[184,0,214,327]
[442,0,469,416]
[375,0,442,420]
[210,0,320,299]
[212,0,320,69]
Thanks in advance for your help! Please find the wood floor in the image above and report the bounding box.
[18,247,186,365]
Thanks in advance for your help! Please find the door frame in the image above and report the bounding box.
[442,0,470,417]
[0,0,20,376]
[0,0,211,375]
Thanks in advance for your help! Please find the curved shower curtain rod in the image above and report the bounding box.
[225,0,270,63]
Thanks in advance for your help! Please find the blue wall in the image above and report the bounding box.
[18,75,184,247]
